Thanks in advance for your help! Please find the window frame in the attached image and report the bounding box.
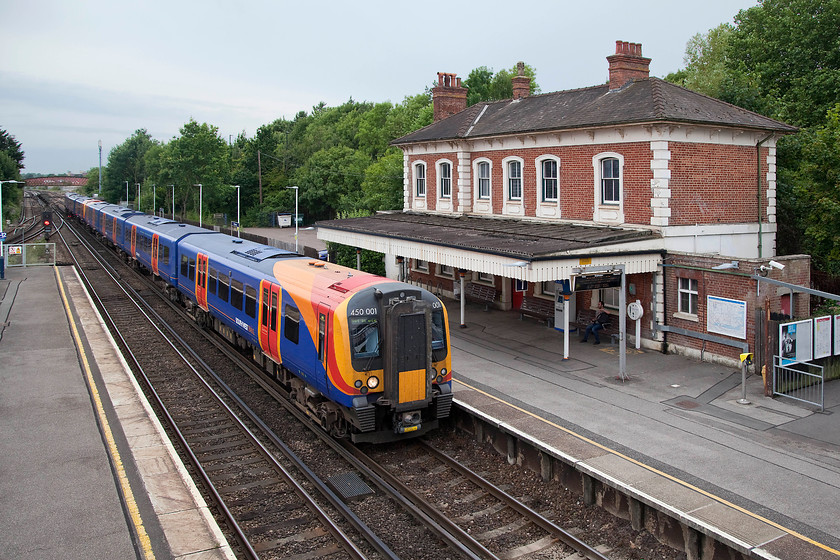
[539,157,559,202]
[437,160,452,199]
[505,158,523,201]
[601,157,621,205]
[414,161,426,198]
[678,277,699,316]
[476,160,491,200]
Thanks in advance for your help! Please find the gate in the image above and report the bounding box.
[772,355,824,411]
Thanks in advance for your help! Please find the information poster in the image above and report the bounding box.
[707,296,747,339]
[834,315,840,356]
[779,319,813,366]
[814,316,832,359]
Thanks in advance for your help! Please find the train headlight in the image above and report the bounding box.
[367,376,380,389]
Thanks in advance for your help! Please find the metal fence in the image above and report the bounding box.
[4,243,57,267]
[772,355,824,411]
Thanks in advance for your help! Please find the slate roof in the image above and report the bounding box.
[392,78,797,145]
[317,212,661,261]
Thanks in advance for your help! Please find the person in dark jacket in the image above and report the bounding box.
[581,301,609,344]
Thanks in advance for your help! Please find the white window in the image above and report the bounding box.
[507,160,522,200]
[601,157,620,204]
[414,162,426,197]
[600,287,620,310]
[438,161,452,198]
[540,280,556,296]
[413,259,429,272]
[437,264,454,278]
[540,159,558,201]
[477,271,494,283]
[477,161,491,199]
[678,277,699,315]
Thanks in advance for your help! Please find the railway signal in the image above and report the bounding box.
[43,211,52,236]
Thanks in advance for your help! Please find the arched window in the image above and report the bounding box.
[477,161,491,199]
[414,162,426,197]
[437,160,452,198]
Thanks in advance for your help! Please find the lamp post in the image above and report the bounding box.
[152,184,156,216]
[169,185,175,219]
[0,179,25,278]
[136,183,140,212]
[195,183,202,228]
[231,185,240,237]
[125,180,129,206]
[286,185,299,253]
[98,140,102,196]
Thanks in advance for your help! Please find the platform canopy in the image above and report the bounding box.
[317,212,664,282]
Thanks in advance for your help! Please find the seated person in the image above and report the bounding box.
[581,301,609,345]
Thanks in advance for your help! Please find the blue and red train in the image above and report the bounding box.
[65,193,453,443]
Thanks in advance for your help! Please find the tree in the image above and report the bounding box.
[464,63,540,106]
[104,129,155,204]
[0,128,24,172]
[361,150,404,212]
[290,146,372,222]
[730,0,840,128]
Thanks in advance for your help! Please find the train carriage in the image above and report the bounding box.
[64,192,453,443]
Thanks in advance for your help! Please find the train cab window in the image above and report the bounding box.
[245,285,257,318]
[350,317,380,358]
[181,255,189,277]
[208,267,218,296]
[431,309,446,350]
[284,305,300,344]
[231,279,244,310]
[218,273,230,302]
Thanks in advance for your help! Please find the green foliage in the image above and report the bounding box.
[103,129,156,204]
[326,241,386,276]
[464,63,540,106]
[0,128,24,172]
[361,150,404,212]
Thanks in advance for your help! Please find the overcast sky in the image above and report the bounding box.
[1,0,757,175]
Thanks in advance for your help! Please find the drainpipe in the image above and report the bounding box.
[756,133,773,259]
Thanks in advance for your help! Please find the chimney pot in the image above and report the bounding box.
[607,40,651,90]
[432,72,468,122]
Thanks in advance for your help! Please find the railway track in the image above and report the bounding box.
[52,198,651,559]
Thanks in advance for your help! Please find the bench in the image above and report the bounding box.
[577,312,618,343]
[519,297,554,327]
[465,283,497,311]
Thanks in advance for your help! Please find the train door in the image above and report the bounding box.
[130,225,137,257]
[317,303,331,392]
[111,218,118,244]
[195,253,209,311]
[258,281,281,363]
[151,234,159,276]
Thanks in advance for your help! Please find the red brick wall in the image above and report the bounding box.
[668,143,768,225]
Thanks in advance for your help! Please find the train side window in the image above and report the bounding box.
[162,245,169,265]
[245,285,257,318]
[261,287,269,327]
[188,258,195,282]
[208,267,218,296]
[180,255,188,276]
[231,279,244,310]
[218,273,230,302]
[284,305,300,344]
[350,317,380,358]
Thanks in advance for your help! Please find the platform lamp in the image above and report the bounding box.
[286,185,298,253]
[0,179,25,279]
[169,185,175,219]
[97,140,102,196]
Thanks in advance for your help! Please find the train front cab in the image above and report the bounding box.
[344,285,453,443]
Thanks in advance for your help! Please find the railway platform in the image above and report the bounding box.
[0,265,233,560]
[445,299,840,559]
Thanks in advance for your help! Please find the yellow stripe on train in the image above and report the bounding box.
[399,369,426,403]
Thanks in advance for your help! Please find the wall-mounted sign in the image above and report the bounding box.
[814,316,832,359]
[572,271,621,292]
[780,319,813,366]
[706,296,747,339]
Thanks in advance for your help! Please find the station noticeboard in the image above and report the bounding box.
[572,271,622,292]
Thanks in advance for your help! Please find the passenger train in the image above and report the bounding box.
[65,193,453,443]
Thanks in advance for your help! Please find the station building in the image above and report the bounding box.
[318,41,807,367]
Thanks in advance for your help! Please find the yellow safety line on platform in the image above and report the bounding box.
[55,267,156,560]
[454,377,840,556]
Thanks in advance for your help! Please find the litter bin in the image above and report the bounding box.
[0,256,5,280]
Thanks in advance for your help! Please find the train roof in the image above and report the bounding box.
[125,213,213,242]
[179,230,301,275]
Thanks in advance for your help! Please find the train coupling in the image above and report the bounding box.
[394,410,422,434]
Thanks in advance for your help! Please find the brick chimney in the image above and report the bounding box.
[432,72,468,122]
[607,41,651,90]
[511,61,530,100]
